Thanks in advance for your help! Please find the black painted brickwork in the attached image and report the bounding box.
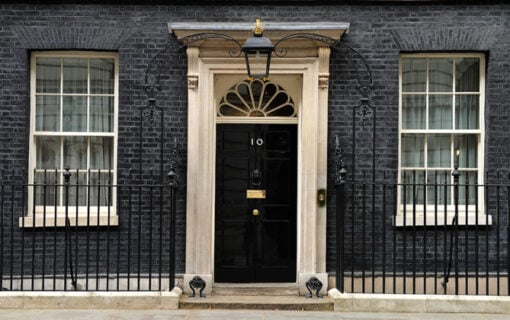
[0,3,508,281]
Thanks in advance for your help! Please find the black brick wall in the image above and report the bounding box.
[0,2,508,282]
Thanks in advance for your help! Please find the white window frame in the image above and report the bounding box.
[396,53,490,226]
[22,51,119,227]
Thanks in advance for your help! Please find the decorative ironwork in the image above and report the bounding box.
[168,139,178,187]
[181,33,242,55]
[143,32,243,125]
[334,136,347,187]
[141,100,162,125]
[274,33,337,48]
[305,276,323,298]
[274,47,288,58]
[356,99,373,128]
[189,276,206,298]
[273,32,374,127]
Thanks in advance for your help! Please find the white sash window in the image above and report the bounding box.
[26,52,118,226]
[397,53,489,226]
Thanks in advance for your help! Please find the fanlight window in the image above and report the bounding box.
[218,79,296,117]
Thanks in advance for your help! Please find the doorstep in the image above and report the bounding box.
[180,283,332,310]
[180,294,333,311]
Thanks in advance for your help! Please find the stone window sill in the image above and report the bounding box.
[19,213,119,228]
[394,208,492,227]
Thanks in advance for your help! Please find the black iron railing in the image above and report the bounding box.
[0,168,178,291]
[335,169,510,295]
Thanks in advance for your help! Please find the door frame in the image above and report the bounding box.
[182,46,332,295]
[214,124,298,283]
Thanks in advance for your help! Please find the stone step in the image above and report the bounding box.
[179,295,333,311]
[212,284,299,296]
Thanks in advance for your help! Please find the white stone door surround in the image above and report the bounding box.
[169,22,349,295]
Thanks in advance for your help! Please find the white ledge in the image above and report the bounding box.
[19,214,119,228]
[168,21,350,42]
[0,288,182,309]
[394,210,492,227]
[328,291,510,314]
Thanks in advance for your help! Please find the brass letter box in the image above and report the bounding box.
[246,189,266,199]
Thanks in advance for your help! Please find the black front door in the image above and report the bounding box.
[215,124,297,283]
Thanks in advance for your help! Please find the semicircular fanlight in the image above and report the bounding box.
[218,79,296,118]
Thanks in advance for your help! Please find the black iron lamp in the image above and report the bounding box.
[242,18,274,80]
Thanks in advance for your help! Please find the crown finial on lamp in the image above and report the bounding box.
[254,18,263,35]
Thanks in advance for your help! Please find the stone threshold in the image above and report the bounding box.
[180,294,333,311]
[0,287,182,310]
[212,283,299,296]
[328,289,510,314]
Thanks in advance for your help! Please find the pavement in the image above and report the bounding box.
[0,310,509,320]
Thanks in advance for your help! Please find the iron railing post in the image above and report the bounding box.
[168,169,176,290]
[452,157,460,295]
[168,142,177,290]
[334,136,347,292]
[63,166,78,290]
[442,155,461,294]
[63,166,71,291]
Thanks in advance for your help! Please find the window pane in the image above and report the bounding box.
[36,58,61,93]
[401,134,424,167]
[90,96,114,132]
[429,58,453,92]
[402,95,426,129]
[427,134,451,168]
[36,136,60,169]
[89,172,113,207]
[426,170,451,205]
[36,95,60,131]
[455,95,479,129]
[459,171,478,205]
[401,170,425,205]
[90,58,114,94]
[402,58,426,92]
[63,58,87,94]
[34,171,59,206]
[429,95,452,129]
[455,58,479,92]
[455,135,478,168]
[90,137,113,170]
[63,137,87,169]
[63,96,87,132]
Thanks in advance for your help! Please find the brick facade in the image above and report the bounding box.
[0,2,508,283]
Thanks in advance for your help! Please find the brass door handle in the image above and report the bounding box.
[252,209,260,216]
